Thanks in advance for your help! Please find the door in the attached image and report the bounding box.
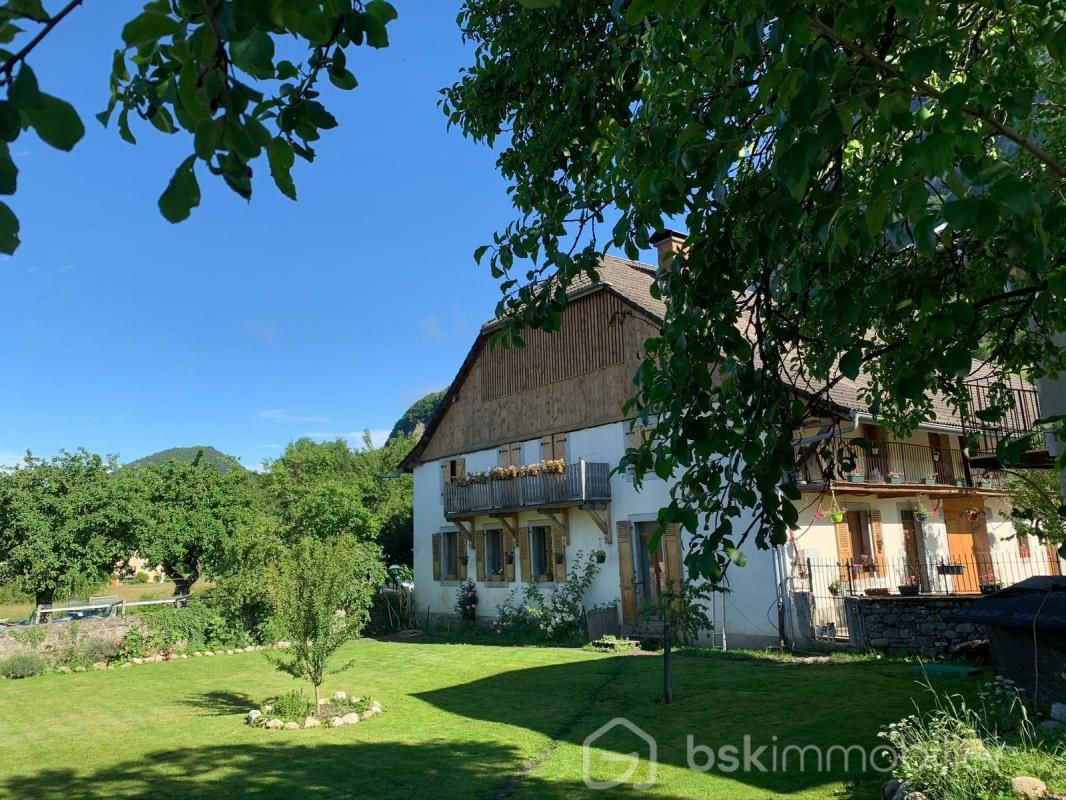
[1048,543,1063,576]
[635,521,666,606]
[942,498,988,592]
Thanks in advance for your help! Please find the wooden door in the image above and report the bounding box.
[1048,544,1063,576]
[943,498,982,592]
[615,522,638,625]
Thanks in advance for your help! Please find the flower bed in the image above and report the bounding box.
[247,690,384,730]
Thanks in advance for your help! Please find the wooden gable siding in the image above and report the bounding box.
[421,290,657,462]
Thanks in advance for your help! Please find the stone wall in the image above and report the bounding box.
[0,616,143,659]
[844,595,983,657]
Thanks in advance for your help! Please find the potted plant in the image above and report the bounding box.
[848,471,865,483]
[964,507,984,523]
[887,471,903,485]
[505,552,514,565]
[979,573,1002,595]
[828,580,841,597]
[854,555,877,574]
[593,549,607,564]
[955,478,966,487]
[459,555,469,566]
[898,575,921,596]
[554,552,565,565]
[924,474,937,486]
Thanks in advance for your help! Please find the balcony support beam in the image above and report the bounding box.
[540,509,570,545]
[453,518,475,540]
[489,513,519,542]
[585,505,611,542]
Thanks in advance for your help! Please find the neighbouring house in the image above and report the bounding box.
[402,232,1065,649]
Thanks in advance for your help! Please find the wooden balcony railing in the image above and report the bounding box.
[444,460,611,518]
[795,439,1002,488]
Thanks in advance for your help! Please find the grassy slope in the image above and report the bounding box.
[0,641,1007,799]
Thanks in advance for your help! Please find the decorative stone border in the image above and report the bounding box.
[247,692,383,731]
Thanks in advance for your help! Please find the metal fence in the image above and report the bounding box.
[797,552,1063,641]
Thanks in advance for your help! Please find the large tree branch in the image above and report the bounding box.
[0,0,87,83]
[804,10,1066,181]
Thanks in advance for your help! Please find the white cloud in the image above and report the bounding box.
[259,409,330,424]
[418,310,469,344]
[241,319,281,344]
[257,444,284,450]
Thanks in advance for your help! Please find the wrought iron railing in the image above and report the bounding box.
[443,460,611,517]
[962,377,1043,455]
[795,438,1003,488]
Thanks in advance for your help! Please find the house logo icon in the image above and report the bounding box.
[582,717,657,790]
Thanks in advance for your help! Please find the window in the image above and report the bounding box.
[530,525,552,579]
[485,530,504,580]
[442,532,458,580]
[440,458,466,492]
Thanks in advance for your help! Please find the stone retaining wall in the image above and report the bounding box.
[844,595,983,657]
[0,616,143,659]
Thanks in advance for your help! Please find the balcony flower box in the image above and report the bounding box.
[887,472,903,485]
[955,479,966,487]
[924,477,937,486]
[848,474,865,483]
[937,563,965,576]
[864,588,890,597]
[979,583,1002,596]
[978,480,991,488]
[898,584,920,597]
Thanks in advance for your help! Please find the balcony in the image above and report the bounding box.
[794,439,1003,491]
[444,460,611,519]
[962,377,1053,469]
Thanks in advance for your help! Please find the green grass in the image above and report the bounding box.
[0,641,1012,799]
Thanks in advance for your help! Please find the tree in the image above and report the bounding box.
[0,0,398,253]
[445,1,1066,582]
[0,449,132,607]
[125,450,257,596]
[387,390,445,443]
[267,533,385,708]
[1002,470,1066,556]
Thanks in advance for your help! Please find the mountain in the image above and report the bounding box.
[388,390,446,443]
[126,446,245,473]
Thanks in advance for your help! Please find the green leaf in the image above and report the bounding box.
[0,200,19,253]
[9,64,40,109]
[26,94,84,151]
[122,11,181,48]
[193,120,218,161]
[365,0,399,23]
[328,67,358,91]
[624,0,656,24]
[267,138,296,201]
[158,156,201,223]
[0,141,17,195]
[943,197,979,229]
[839,348,862,380]
[5,0,49,22]
[0,99,20,141]
[230,31,275,78]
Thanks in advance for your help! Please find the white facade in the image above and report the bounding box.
[413,419,781,648]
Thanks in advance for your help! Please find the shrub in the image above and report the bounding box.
[10,625,46,650]
[116,628,151,661]
[137,601,248,651]
[494,551,603,643]
[134,572,150,583]
[271,689,315,721]
[454,580,478,623]
[80,638,121,664]
[0,653,46,679]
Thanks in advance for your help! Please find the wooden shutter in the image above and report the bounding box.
[553,433,567,461]
[504,532,516,582]
[871,510,886,577]
[663,524,683,584]
[456,530,468,581]
[440,463,450,496]
[455,458,466,480]
[540,435,552,461]
[474,531,485,582]
[552,525,567,581]
[432,533,441,581]
[519,526,530,582]
[616,522,638,625]
[835,516,852,581]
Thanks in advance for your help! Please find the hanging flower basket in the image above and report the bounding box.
[553,553,565,565]
[965,508,983,522]
[829,510,845,524]
[505,553,514,565]
[594,550,607,564]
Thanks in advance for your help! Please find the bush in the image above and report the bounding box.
[137,601,248,651]
[271,689,314,721]
[116,628,151,661]
[80,638,121,664]
[493,551,603,644]
[0,652,46,679]
[134,572,150,583]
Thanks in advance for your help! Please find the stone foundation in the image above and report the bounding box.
[844,595,984,657]
[0,616,143,659]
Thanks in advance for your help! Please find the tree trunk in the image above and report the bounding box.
[162,562,200,602]
[314,682,321,711]
[35,587,55,608]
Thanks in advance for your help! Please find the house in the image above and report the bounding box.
[403,232,1065,648]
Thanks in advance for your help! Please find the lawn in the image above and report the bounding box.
[0,640,989,799]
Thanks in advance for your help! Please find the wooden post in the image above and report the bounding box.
[662,616,673,705]
[580,458,587,501]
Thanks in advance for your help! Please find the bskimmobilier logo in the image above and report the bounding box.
[582,717,657,790]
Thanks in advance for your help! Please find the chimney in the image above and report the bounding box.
[650,229,686,273]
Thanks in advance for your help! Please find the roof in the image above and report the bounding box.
[402,254,1029,469]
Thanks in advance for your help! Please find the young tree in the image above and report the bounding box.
[446,1,1066,581]
[1002,470,1066,556]
[0,0,398,253]
[0,450,132,607]
[267,534,385,708]
[125,450,257,596]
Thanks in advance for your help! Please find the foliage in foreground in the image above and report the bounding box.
[447,0,1066,583]
[267,534,386,707]
[881,676,1066,799]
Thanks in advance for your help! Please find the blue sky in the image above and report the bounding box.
[1,3,637,469]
